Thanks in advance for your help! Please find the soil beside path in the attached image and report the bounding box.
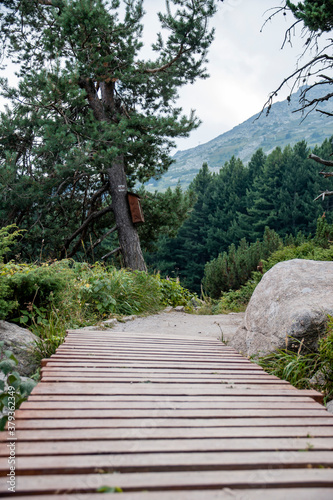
[113,310,245,341]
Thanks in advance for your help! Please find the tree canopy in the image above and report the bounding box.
[0,0,216,268]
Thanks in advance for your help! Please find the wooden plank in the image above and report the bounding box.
[40,377,292,386]
[2,327,331,498]
[2,469,333,494]
[3,437,333,456]
[40,367,268,374]
[25,394,318,402]
[11,417,333,430]
[14,408,328,419]
[4,425,333,442]
[6,490,333,500]
[1,450,333,474]
[30,382,323,399]
[43,359,264,373]
[18,401,324,410]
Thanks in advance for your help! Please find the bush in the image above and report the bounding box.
[257,316,333,403]
[77,264,163,316]
[0,341,36,431]
[155,275,196,308]
[203,227,282,299]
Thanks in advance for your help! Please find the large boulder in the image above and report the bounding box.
[0,321,39,376]
[230,259,333,357]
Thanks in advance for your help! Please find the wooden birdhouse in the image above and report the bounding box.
[127,192,145,224]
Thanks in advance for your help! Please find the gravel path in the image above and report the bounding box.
[111,310,245,341]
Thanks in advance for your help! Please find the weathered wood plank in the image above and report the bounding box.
[12,417,333,429]
[18,400,324,410]
[2,469,333,494]
[1,451,333,474]
[2,437,332,457]
[1,328,331,499]
[14,408,328,419]
[6,490,333,500]
[3,425,333,442]
[25,394,318,402]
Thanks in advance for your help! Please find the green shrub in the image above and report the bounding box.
[0,225,23,262]
[203,228,282,299]
[0,341,36,431]
[155,275,196,308]
[257,316,333,403]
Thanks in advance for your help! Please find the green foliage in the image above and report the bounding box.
[286,0,333,32]
[0,260,194,336]
[138,185,196,253]
[210,217,333,313]
[0,260,76,322]
[147,138,333,293]
[203,228,282,299]
[97,486,123,493]
[77,265,162,316]
[0,0,216,262]
[0,225,23,262]
[257,316,333,402]
[314,214,333,247]
[0,341,36,431]
[214,278,260,313]
[155,275,196,308]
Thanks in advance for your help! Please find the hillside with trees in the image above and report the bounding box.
[146,137,333,293]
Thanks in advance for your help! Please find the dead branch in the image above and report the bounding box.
[309,153,333,168]
[101,246,121,260]
[62,204,113,252]
[88,225,117,252]
[314,191,333,201]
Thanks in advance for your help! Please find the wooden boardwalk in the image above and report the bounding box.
[1,328,333,498]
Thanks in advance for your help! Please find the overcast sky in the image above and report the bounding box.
[0,0,317,152]
[142,0,311,152]
[171,0,312,151]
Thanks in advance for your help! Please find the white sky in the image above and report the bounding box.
[142,0,316,152]
[0,0,321,152]
[157,0,312,149]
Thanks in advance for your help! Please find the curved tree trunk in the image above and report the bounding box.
[108,156,146,271]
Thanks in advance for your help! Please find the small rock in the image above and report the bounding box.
[102,318,118,327]
[0,321,39,376]
[122,315,136,322]
[164,306,173,313]
[326,400,333,414]
[174,306,185,312]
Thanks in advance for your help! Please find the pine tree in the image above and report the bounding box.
[0,0,216,268]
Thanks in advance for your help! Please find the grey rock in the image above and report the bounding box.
[0,321,39,376]
[174,306,185,312]
[230,259,333,357]
[326,400,333,414]
[121,315,136,322]
[102,318,118,327]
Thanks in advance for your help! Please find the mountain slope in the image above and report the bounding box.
[146,85,333,191]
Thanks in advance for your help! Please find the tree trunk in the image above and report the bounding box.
[108,156,147,271]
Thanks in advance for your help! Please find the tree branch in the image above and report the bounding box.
[309,153,333,168]
[62,204,113,252]
[101,246,121,260]
[88,225,117,252]
[314,191,333,201]
[143,44,189,74]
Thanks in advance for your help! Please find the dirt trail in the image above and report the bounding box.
[112,310,244,341]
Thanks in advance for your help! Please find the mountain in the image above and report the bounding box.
[145,85,333,191]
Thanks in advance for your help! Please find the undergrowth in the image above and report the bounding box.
[257,317,333,403]
[0,257,196,362]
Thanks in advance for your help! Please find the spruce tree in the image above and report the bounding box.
[0,0,216,268]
